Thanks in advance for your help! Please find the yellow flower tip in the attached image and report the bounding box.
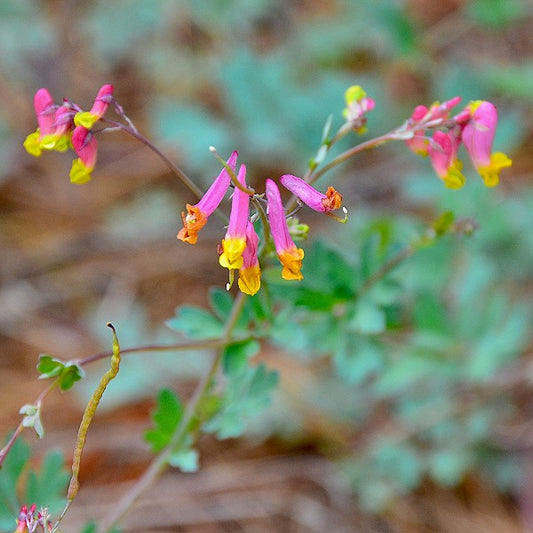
[53,135,70,152]
[238,266,261,295]
[440,160,465,189]
[69,159,92,184]
[345,85,366,105]
[467,100,483,113]
[24,131,42,156]
[74,111,99,129]
[219,238,246,270]
[279,247,304,281]
[479,152,512,188]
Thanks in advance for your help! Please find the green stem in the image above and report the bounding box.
[99,293,248,533]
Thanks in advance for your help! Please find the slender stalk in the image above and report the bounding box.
[308,132,394,185]
[100,118,204,200]
[99,292,248,532]
[78,338,229,366]
[0,380,58,468]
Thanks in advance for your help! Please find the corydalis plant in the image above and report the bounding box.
[23,85,513,296]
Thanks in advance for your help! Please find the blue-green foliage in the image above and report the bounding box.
[144,388,199,472]
[0,438,69,530]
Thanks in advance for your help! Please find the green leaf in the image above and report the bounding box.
[166,306,224,339]
[168,448,199,473]
[204,363,278,440]
[222,339,261,376]
[25,450,70,514]
[0,437,31,527]
[37,355,85,391]
[208,287,234,322]
[37,354,65,379]
[57,361,85,391]
[349,298,386,335]
[144,389,183,452]
[334,337,384,385]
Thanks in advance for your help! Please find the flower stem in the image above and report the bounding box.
[0,380,58,468]
[99,293,248,532]
[100,118,204,200]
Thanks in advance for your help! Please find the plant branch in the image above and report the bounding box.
[99,293,248,532]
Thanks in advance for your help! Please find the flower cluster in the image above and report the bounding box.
[15,505,51,533]
[24,85,114,184]
[404,97,512,188]
[177,154,344,295]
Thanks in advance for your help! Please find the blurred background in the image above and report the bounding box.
[1,0,533,531]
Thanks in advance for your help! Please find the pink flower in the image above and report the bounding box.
[238,221,261,296]
[219,164,250,271]
[24,88,73,156]
[405,97,462,156]
[74,84,114,129]
[178,151,238,244]
[69,126,98,184]
[461,101,512,187]
[343,85,375,134]
[427,130,465,189]
[280,174,343,213]
[266,179,304,281]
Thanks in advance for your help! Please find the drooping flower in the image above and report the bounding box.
[427,130,465,189]
[238,221,261,296]
[280,174,343,213]
[461,100,512,187]
[74,84,114,129]
[343,85,375,134]
[265,179,304,281]
[69,125,98,184]
[405,97,462,156]
[24,89,73,156]
[178,151,238,244]
[219,164,250,273]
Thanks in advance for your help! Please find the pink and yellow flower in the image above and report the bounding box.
[178,151,238,244]
[280,174,343,213]
[343,85,375,134]
[266,179,304,281]
[24,88,73,156]
[219,164,250,272]
[238,221,261,296]
[461,100,512,187]
[74,84,114,129]
[69,125,98,184]
[427,130,465,189]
